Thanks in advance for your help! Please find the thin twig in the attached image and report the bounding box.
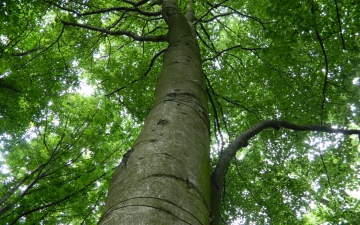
[61,20,166,42]
[333,0,346,50]
[105,48,167,96]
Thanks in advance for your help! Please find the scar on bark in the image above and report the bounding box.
[157,119,168,125]
[166,92,196,98]
[122,148,134,166]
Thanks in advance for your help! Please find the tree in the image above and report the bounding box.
[1,0,360,224]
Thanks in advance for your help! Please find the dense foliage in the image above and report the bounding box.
[1,0,359,224]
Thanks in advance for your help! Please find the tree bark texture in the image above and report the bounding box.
[99,1,211,224]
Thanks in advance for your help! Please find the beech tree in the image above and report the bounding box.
[1,0,360,224]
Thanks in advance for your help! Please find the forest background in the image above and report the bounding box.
[1,0,360,224]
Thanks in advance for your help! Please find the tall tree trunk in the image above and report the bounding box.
[98,1,211,224]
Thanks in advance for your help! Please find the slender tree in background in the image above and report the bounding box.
[1,0,360,224]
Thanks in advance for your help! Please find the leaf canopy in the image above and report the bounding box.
[1,0,360,224]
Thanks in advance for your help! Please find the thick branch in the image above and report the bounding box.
[212,120,360,190]
[61,21,166,42]
[210,120,360,224]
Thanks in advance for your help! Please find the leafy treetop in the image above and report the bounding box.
[0,0,359,224]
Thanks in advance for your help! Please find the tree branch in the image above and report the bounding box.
[9,171,108,225]
[16,25,66,70]
[195,0,229,24]
[61,20,166,42]
[46,0,161,17]
[0,79,20,93]
[333,0,346,50]
[81,6,161,17]
[315,30,329,115]
[0,164,45,216]
[212,120,360,189]
[203,44,267,62]
[199,12,232,23]
[105,48,167,96]
[311,1,329,119]
[10,46,45,56]
[210,120,360,224]
[224,6,273,29]
[123,0,150,7]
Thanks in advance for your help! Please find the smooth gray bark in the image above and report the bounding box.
[99,1,211,224]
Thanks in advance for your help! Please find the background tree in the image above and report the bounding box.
[1,0,360,224]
